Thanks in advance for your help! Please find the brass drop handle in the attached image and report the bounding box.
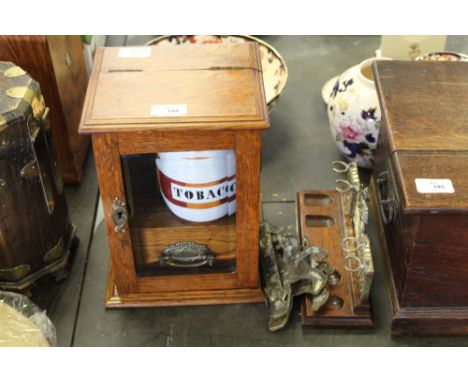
[112,198,128,232]
[160,241,215,268]
[21,114,56,215]
[376,171,397,225]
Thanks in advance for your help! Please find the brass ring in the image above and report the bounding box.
[344,255,362,272]
[342,236,364,253]
[332,160,350,173]
[335,179,356,193]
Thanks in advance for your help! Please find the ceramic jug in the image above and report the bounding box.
[325,57,390,168]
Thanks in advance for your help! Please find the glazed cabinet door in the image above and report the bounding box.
[93,131,261,296]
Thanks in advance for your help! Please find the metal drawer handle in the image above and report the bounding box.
[160,241,215,268]
[376,171,397,225]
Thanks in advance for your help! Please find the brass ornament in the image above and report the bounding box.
[260,223,339,331]
[43,238,64,263]
[0,115,6,132]
[5,87,45,120]
[4,66,26,78]
[20,160,40,179]
[31,94,45,120]
[160,241,215,268]
[5,86,35,104]
[332,160,375,303]
[0,264,31,282]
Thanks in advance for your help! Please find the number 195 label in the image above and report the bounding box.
[415,179,455,194]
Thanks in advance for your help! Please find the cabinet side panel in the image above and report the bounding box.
[401,214,468,307]
[235,131,261,287]
[92,134,138,294]
[47,36,90,177]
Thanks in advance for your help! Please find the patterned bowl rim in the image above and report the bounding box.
[145,35,288,106]
[415,51,468,61]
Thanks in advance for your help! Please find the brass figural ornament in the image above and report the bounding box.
[260,223,341,332]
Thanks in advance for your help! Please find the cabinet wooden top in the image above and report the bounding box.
[79,43,269,134]
[394,151,468,213]
[373,60,468,152]
[374,61,468,213]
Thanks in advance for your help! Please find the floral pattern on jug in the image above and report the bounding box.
[326,57,389,168]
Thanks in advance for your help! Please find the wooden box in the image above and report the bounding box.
[0,36,90,184]
[371,60,468,335]
[0,62,76,292]
[79,43,269,307]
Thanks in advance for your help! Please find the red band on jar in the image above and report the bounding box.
[158,169,236,210]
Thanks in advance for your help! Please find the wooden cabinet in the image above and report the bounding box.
[0,35,90,184]
[80,43,269,307]
[371,60,468,335]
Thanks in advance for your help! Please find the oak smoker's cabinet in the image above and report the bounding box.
[79,43,269,307]
[371,60,468,335]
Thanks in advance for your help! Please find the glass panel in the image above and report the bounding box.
[121,150,236,277]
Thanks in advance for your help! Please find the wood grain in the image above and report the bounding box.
[371,179,468,335]
[297,190,373,328]
[92,134,138,294]
[371,61,468,335]
[100,43,259,72]
[374,60,468,152]
[105,248,264,308]
[79,43,269,133]
[235,131,261,287]
[0,35,89,184]
[47,36,89,180]
[394,151,468,213]
[86,43,269,307]
[131,209,237,278]
[118,130,235,154]
[0,61,72,290]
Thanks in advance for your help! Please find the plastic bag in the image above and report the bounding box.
[0,291,56,347]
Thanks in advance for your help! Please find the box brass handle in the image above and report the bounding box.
[20,112,60,215]
[160,241,215,268]
[376,171,397,224]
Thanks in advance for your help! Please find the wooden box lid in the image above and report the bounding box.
[373,61,468,213]
[394,151,468,214]
[79,43,269,134]
[373,60,468,152]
